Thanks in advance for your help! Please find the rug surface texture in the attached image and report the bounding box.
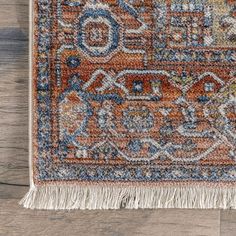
[21,0,236,209]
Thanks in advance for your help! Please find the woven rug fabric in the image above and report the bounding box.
[21,0,236,209]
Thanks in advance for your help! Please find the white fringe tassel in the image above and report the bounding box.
[19,185,236,210]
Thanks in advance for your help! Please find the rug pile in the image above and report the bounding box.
[21,0,236,209]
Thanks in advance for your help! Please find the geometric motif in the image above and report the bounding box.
[33,0,236,185]
[76,7,121,61]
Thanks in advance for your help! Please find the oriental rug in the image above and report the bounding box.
[21,0,236,209]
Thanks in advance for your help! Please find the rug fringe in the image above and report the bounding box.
[19,185,236,210]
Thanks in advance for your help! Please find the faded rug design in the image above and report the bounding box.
[21,0,236,209]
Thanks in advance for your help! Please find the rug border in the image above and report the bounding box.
[29,0,34,189]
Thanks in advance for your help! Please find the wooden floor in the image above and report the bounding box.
[0,1,236,235]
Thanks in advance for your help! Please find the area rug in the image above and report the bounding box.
[20,0,236,209]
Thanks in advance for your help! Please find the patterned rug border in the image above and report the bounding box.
[30,179,236,188]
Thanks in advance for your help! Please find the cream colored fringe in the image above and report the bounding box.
[19,185,236,210]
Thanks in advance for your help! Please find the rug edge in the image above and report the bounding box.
[19,185,236,210]
[28,0,34,189]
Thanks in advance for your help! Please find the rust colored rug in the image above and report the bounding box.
[21,0,236,209]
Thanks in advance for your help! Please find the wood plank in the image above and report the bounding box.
[0,0,29,32]
[0,5,28,30]
[0,149,29,187]
[0,185,28,199]
[0,199,220,236]
[0,28,28,63]
[220,210,236,236]
[0,27,29,196]
[0,0,29,200]
[0,0,28,5]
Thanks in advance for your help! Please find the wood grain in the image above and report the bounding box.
[0,1,234,236]
[0,199,220,236]
[0,27,29,197]
[221,211,236,236]
[0,0,28,32]
[0,2,29,198]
